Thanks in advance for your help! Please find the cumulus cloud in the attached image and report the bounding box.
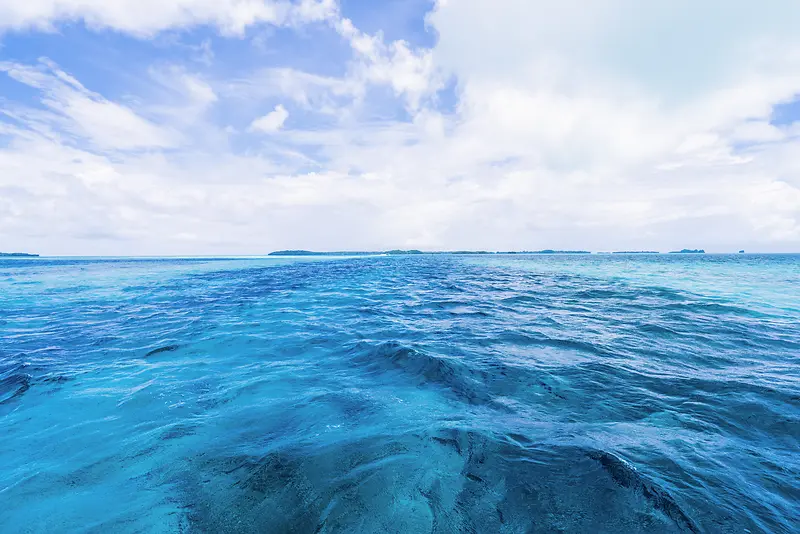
[335,17,442,112]
[249,104,289,133]
[427,0,800,163]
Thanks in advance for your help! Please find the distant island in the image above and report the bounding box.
[669,249,705,254]
[268,250,419,256]
[268,249,592,256]
[504,250,591,255]
[0,252,39,257]
[612,251,660,254]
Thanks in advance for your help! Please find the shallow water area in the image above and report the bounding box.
[1,254,798,533]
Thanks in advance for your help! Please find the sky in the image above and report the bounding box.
[1,0,800,255]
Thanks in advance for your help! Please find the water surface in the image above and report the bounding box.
[1,254,798,533]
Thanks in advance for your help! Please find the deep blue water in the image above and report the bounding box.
[1,254,798,533]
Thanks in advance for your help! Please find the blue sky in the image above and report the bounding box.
[1,0,799,255]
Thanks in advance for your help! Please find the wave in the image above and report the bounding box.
[0,371,31,405]
[346,341,498,408]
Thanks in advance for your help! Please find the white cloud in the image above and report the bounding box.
[425,0,800,166]
[0,59,180,150]
[2,2,800,254]
[224,68,359,113]
[335,17,442,112]
[229,18,442,115]
[249,104,289,133]
[0,0,338,37]
[289,0,337,25]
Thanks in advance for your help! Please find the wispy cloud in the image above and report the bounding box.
[0,0,338,36]
[1,59,181,150]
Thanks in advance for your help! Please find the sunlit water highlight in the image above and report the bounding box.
[1,254,798,533]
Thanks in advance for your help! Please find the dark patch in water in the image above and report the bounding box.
[302,391,381,420]
[161,424,197,441]
[465,472,484,483]
[0,373,31,404]
[39,374,72,385]
[145,344,180,358]
[588,450,700,533]
[181,430,695,533]
[431,436,462,454]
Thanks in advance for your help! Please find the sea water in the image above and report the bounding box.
[1,254,798,533]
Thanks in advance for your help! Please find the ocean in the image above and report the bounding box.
[1,254,798,533]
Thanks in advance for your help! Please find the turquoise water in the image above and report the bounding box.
[1,254,798,533]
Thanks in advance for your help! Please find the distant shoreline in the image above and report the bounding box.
[3,253,798,263]
[267,250,595,256]
[12,250,791,259]
[267,249,716,256]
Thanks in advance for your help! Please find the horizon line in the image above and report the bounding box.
[5,250,800,258]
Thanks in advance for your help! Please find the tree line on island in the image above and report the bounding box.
[268,249,708,256]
